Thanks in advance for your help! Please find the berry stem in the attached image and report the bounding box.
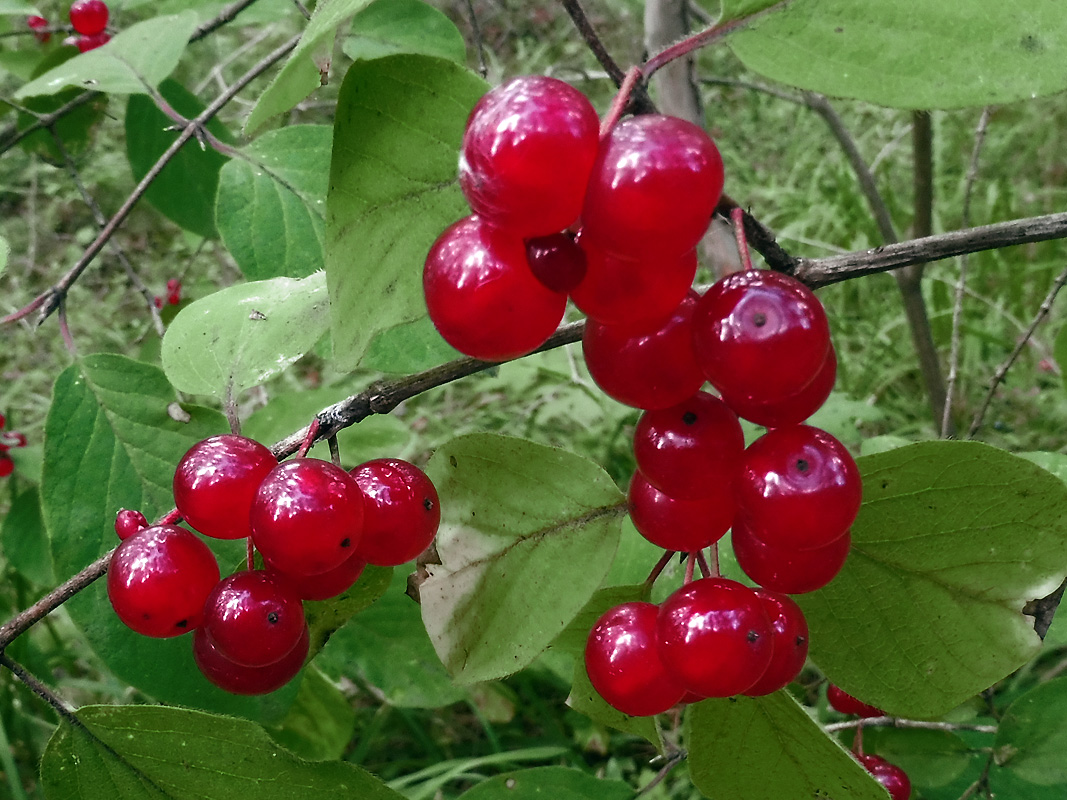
[158,508,181,526]
[645,550,676,587]
[684,551,696,584]
[327,435,342,468]
[695,548,715,579]
[599,66,643,139]
[296,417,320,458]
[641,0,793,80]
[852,725,865,755]
[731,206,755,272]
[246,536,254,572]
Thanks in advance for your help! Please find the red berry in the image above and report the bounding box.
[114,508,148,540]
[69,0,108,35]
[459,76,599,237]
[75,32,109,51]
[524,232,587,293]
[1,431,27,449]
[350,458,440,566]
[857,754,911,800]
[201,570,306,668]
[250,458,365,577]
[582,289,705,410]
[732,519,851,594]
[153,295,164,309]
[585,602,686,716]
[173,435,277,540]
[193,623,308,696]
[628,471,732,552]
[107,525,220,638]
[424,215,567,361]
[27,15,50,43]
[828,684,884,718]
[633,391,744,501]
[581,115,724,259]
[270,553,366,601]
[692,270,831,405]
[743,590,808,696]
[570,235,697,330]
[0,413,5,428]
[736,425,862,550]
[0,457,13,478]
[656,577,773,697]
[721,347,837,428]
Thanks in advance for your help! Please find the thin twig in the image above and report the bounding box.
[968,263,1067,437]
[943,107,993,438]
[824,717,997,734]
[190,0,265,41]
[0,654,79,725]
[635,749,687,796]
[464,0,488,78]
[290,0,311,20]
[3,34,300,330]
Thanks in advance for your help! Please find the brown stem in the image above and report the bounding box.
[0,654,79,725]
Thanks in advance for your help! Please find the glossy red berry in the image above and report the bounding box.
[0,457,13,478]
[656,577,773,698]
[585,602,686,716]
[166,278,182,305]
[628,471,732,552]
[721,347,837,428]
[737,425,861,550]
[633,391,744,500]
[424,215,567,361]
[857,754,911,800]
[173,435,277,540]
[27,15,50,42]
[107,525,220,638]
[732,519,851,594]
[525,232,587,293]
[250,458,365,577]
[75,32,109,51]
[828,684,884,718]
[193,623,308,696]
[692,270,831,405]
[201,570,306,668]
[69,0,108,35]
[270,552,366,601]
[581,115,724,259]
[0,430,27,449]
[744,590,808,696]
[114,508,148,540]
[570,236,697,330]
[582,289,705,410]
[350,458,440,566]
[459,76,599,237]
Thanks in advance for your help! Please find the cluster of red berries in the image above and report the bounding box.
[422,75,861,714]
[27,0,110,52]
[153,278,182,309]
[828,684,912,799]
[107,434,440,695]
[0,414,27,479]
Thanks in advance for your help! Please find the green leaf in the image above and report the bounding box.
[718,0,789,24]
[245,0,376,133]
[800,441,1067,718]
[1019,451,1067,485]
[326,54,487,371]
[317,568,466,708]
[0,233,7,276]
[216,125,331,279]
[687,693,888,800]
[41,705,409,799]
[16,12,199,97]
[456,767,633,800]
[0,0,37,14]
[344,0,466,64]
[863,727,984,792]
[421,434,626,684]
[126,80,232,239]
[266,666,356,761]
[993,678,1067,787]
[41,355,296,719]
[305,564,393,656]
[1,488,53,586]
[729,0,1067,109]
[161,272,330,398]
[360,317,460,374]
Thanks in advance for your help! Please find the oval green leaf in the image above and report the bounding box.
[126,80,232,239]
[326,54,487,372]
[42,705,409,800]
[16,12,198,97]
[421,434,626,685]
[343,0,466,64]
[993,678,1067,789]
[216,125,331,279]
[800,441,1067,718]
[729,0,1067,109]
[456,767,633,800]
[687,693,889,800]
[161,272,329,398]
